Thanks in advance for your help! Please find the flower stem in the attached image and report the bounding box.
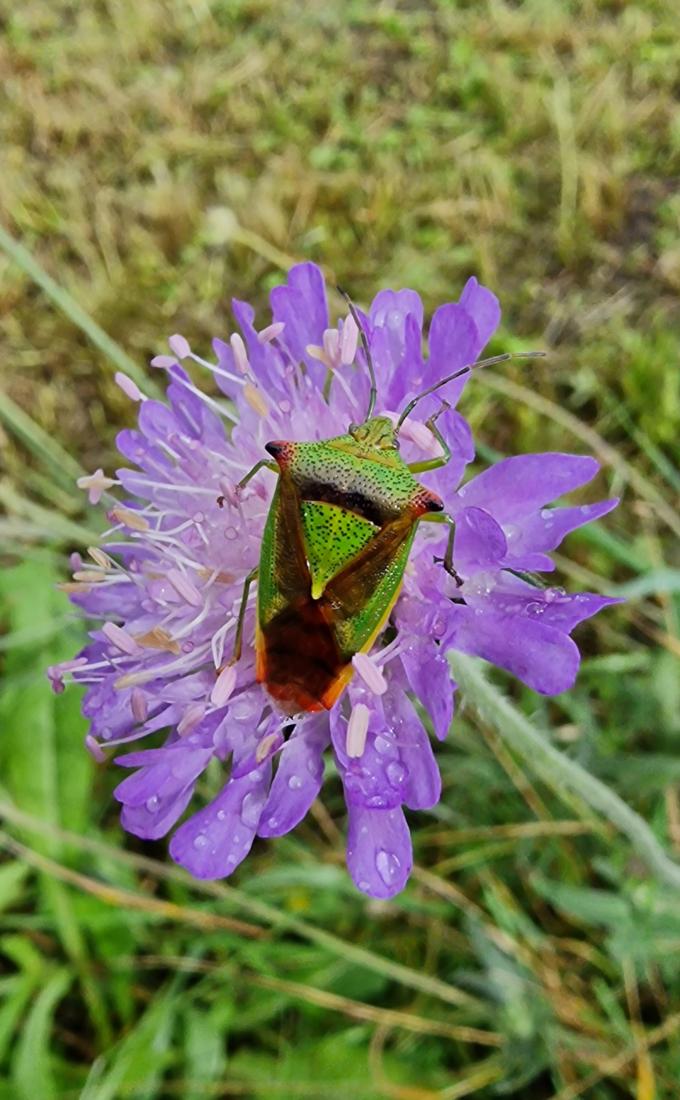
[449,652,680,891]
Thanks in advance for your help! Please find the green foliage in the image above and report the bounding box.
[1,0,679,1096]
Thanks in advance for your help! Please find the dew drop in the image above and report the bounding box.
[386,761,407,787]
[240,793,261,827]
[376,849,401,886]
[145,795,159,813]
[193,834,209,849]
[358,879,370,891]
[580,504,591,515]
[267,817,279,830]
[374,734,393,756]
[287,775,302,790]
[526,601,544,615]
[217,809,226,821]
[224,526,238,541]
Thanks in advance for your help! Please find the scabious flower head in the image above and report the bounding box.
[50,264,619,899]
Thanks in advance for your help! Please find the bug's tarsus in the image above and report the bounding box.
[433,515,464,587]
[337,286,378,421]
[396,350,545,430]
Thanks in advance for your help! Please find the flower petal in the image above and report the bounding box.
[505,498,619,557]
[458,276,501,352]
[381,688,442,809]
[401,640,455,741]
[346,803,412,899]
[270,263,329,388]
[457,454,600,522]
[446,606,581,694]
[454,506,508,575]
[169,764,271,879]
[332,696,412,811]
[257,717,329,837]
[425,303,479,405]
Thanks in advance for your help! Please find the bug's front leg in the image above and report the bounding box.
[231,567,259,664]
[238,459,277,490]
[407,402,451,474]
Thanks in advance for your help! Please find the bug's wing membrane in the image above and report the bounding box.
[257,472,311,626]
[323,515,417,662]
[257,473,345,712]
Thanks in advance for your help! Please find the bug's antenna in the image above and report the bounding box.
[337,287,377,420]
[395,351,545,430]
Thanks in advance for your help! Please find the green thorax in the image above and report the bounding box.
[279,416,427,525]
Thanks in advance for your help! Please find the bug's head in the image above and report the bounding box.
[265,440,295,468]
[349,416,398,453]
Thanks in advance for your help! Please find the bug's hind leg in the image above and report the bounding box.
[420,512,465,597]
[407,402,451,474]
[230,567,259,664]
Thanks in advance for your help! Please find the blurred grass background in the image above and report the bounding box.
[1,0,679,1096]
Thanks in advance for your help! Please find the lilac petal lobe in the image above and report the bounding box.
[454,506,508,575]
[346,803,412,899]
[426,303,479,404]
[258,717,329,837]
[447,607,581,694]
[458,277,501,352]
[507,498,619,556]
[458,454,601,522]
[401,640,454,741]
[381,689,442,809]
[169,764,271,879]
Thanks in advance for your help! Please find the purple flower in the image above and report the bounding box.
[50,264,619,900]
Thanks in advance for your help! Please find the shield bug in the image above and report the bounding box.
[228,297,539,715]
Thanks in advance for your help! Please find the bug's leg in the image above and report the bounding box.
[420,511,465,594]
[230,567,259,663]
[407,402,452,474]
[238,459,277,490]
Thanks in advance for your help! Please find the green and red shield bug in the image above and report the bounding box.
[227,295,541,715]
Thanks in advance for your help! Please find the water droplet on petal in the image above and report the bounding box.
[386,761,407,788]
[376,849,401,886]
[374,734,393,756]
[358,879,370,892]
[217,809,226,821]
[145,795,159,813]
[288,775,302,790]
[526,601,544,615]
[240,793,262,828]
[193,834,209,849]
